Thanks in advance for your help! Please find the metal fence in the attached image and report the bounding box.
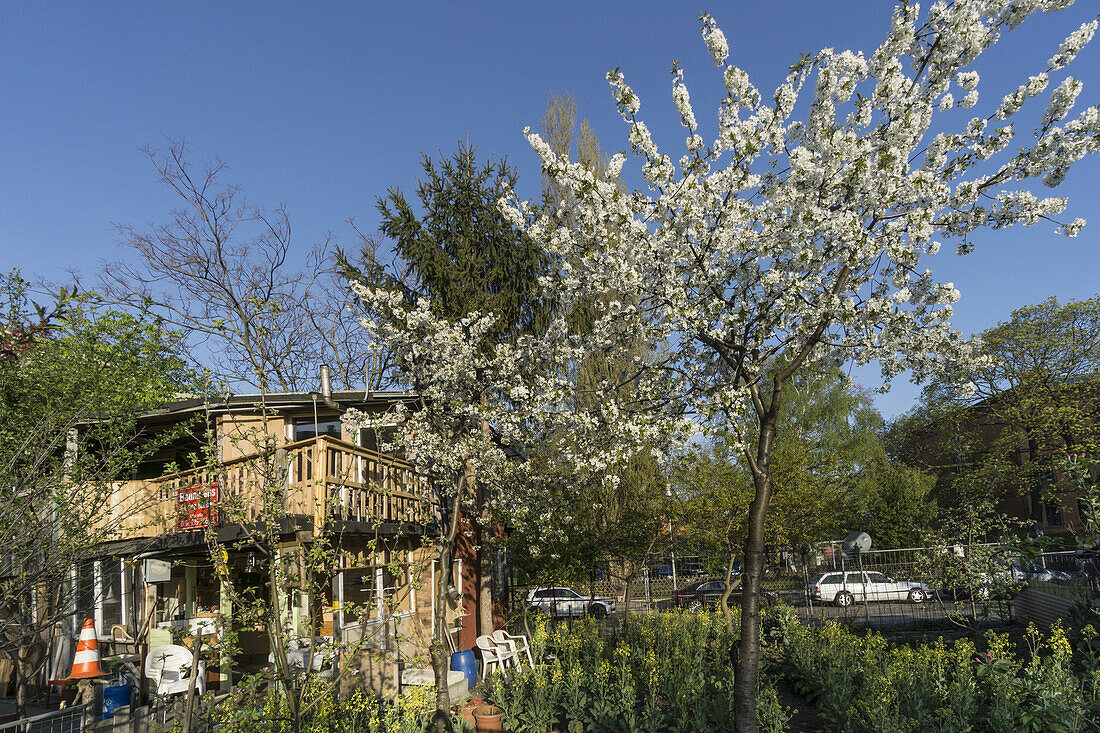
[0,705,87,733]
[509,545,1098,632]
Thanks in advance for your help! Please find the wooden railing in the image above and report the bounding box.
[288,436,433,526]
[125,436,433,538]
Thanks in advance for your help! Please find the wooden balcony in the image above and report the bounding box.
[115,436,434,539]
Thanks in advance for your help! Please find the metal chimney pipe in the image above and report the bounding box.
[319,364,339,410]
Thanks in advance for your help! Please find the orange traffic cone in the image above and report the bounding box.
[67,619,105,679]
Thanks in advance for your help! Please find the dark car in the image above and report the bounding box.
[673,578,778,610]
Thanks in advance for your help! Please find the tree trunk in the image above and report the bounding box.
[734,374,783,733]
[431,540,455,733]
[622,573,632,623]
[14,648,27,720]
[476,500,493,639]
[432,473,467,733]
[734,468,771,733]
[268,552,299,730]
[477,415,494,638]
[719,553,739,633]
[181,628,203,733]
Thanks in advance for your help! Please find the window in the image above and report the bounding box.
[1046,499,1064,527]
[845,573,863,584]
[1079,497,1094,524]
[342,567,377,624]
[865,573,890,584]
[704,581,724,591]
[359,427,404,459]
[294,418,342,441]
[100,560,124,630]
[380,564,413,614]
[821,574,841,584]
[194,564,219,614]
[75,562,95,619]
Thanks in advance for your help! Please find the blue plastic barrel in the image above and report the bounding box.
[102,684,131,719]
[450,650,477,690]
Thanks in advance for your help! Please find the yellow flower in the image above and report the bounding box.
[1048,624,1073,659]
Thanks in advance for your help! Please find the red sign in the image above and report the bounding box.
[177,481,219,531]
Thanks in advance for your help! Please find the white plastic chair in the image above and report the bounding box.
[268,637,331,672]
[145,644,206,697]
[475,634,513,677]
[492,630,533,668]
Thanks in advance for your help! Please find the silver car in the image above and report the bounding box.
[525,586,616,618]
[807,571,929,607]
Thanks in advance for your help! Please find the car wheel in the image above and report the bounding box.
[588,604,607,619]
[687,599,704,612]
[908,588,926,604]
[835,591,854,608]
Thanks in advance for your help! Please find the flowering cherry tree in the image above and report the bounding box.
[506,3,1100,729]
[342,291,535,731]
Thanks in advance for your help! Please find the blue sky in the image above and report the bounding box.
[2,2,1098,419]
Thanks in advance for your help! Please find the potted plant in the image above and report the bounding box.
[473,703,505,732]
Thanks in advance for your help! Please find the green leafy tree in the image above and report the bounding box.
[0,271,193,715]
[857,462,937,549]
[911,296,1100,523]
[369,143,551,349]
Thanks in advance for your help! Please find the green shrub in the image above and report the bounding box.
[778,615,1100,732]
[485,610,788,732]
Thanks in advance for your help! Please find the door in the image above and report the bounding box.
[844,572,866,601]
[560,589,584,617]
[863,572,895,601]
[702,580,725,604]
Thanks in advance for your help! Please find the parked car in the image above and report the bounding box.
[673,579,779,610]
[945,557,1080,600]
[652,564,674,579]
[806,571,929,607]
[525,587,617,618]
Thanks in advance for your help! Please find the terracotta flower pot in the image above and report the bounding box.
[473,704,505,732]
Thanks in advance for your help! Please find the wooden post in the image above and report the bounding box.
[180,628,202,733]
[219,579,231,691]
[184,566,197,619]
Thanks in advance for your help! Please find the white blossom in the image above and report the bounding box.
[499,1,1097,460]
[957,71,980,90]
[1043,76,1083,125]
[700,12,729,66]
[1048,19,1097,71]
[1059,217,1086,236]
[671,68,697,130]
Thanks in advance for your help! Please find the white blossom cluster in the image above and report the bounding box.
[502,0,1098,458]
[344,279,690,549]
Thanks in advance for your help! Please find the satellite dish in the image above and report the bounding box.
[841,531,872,555]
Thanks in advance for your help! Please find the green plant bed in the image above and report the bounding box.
[484,610,793,732]
[770,604,1100,732]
